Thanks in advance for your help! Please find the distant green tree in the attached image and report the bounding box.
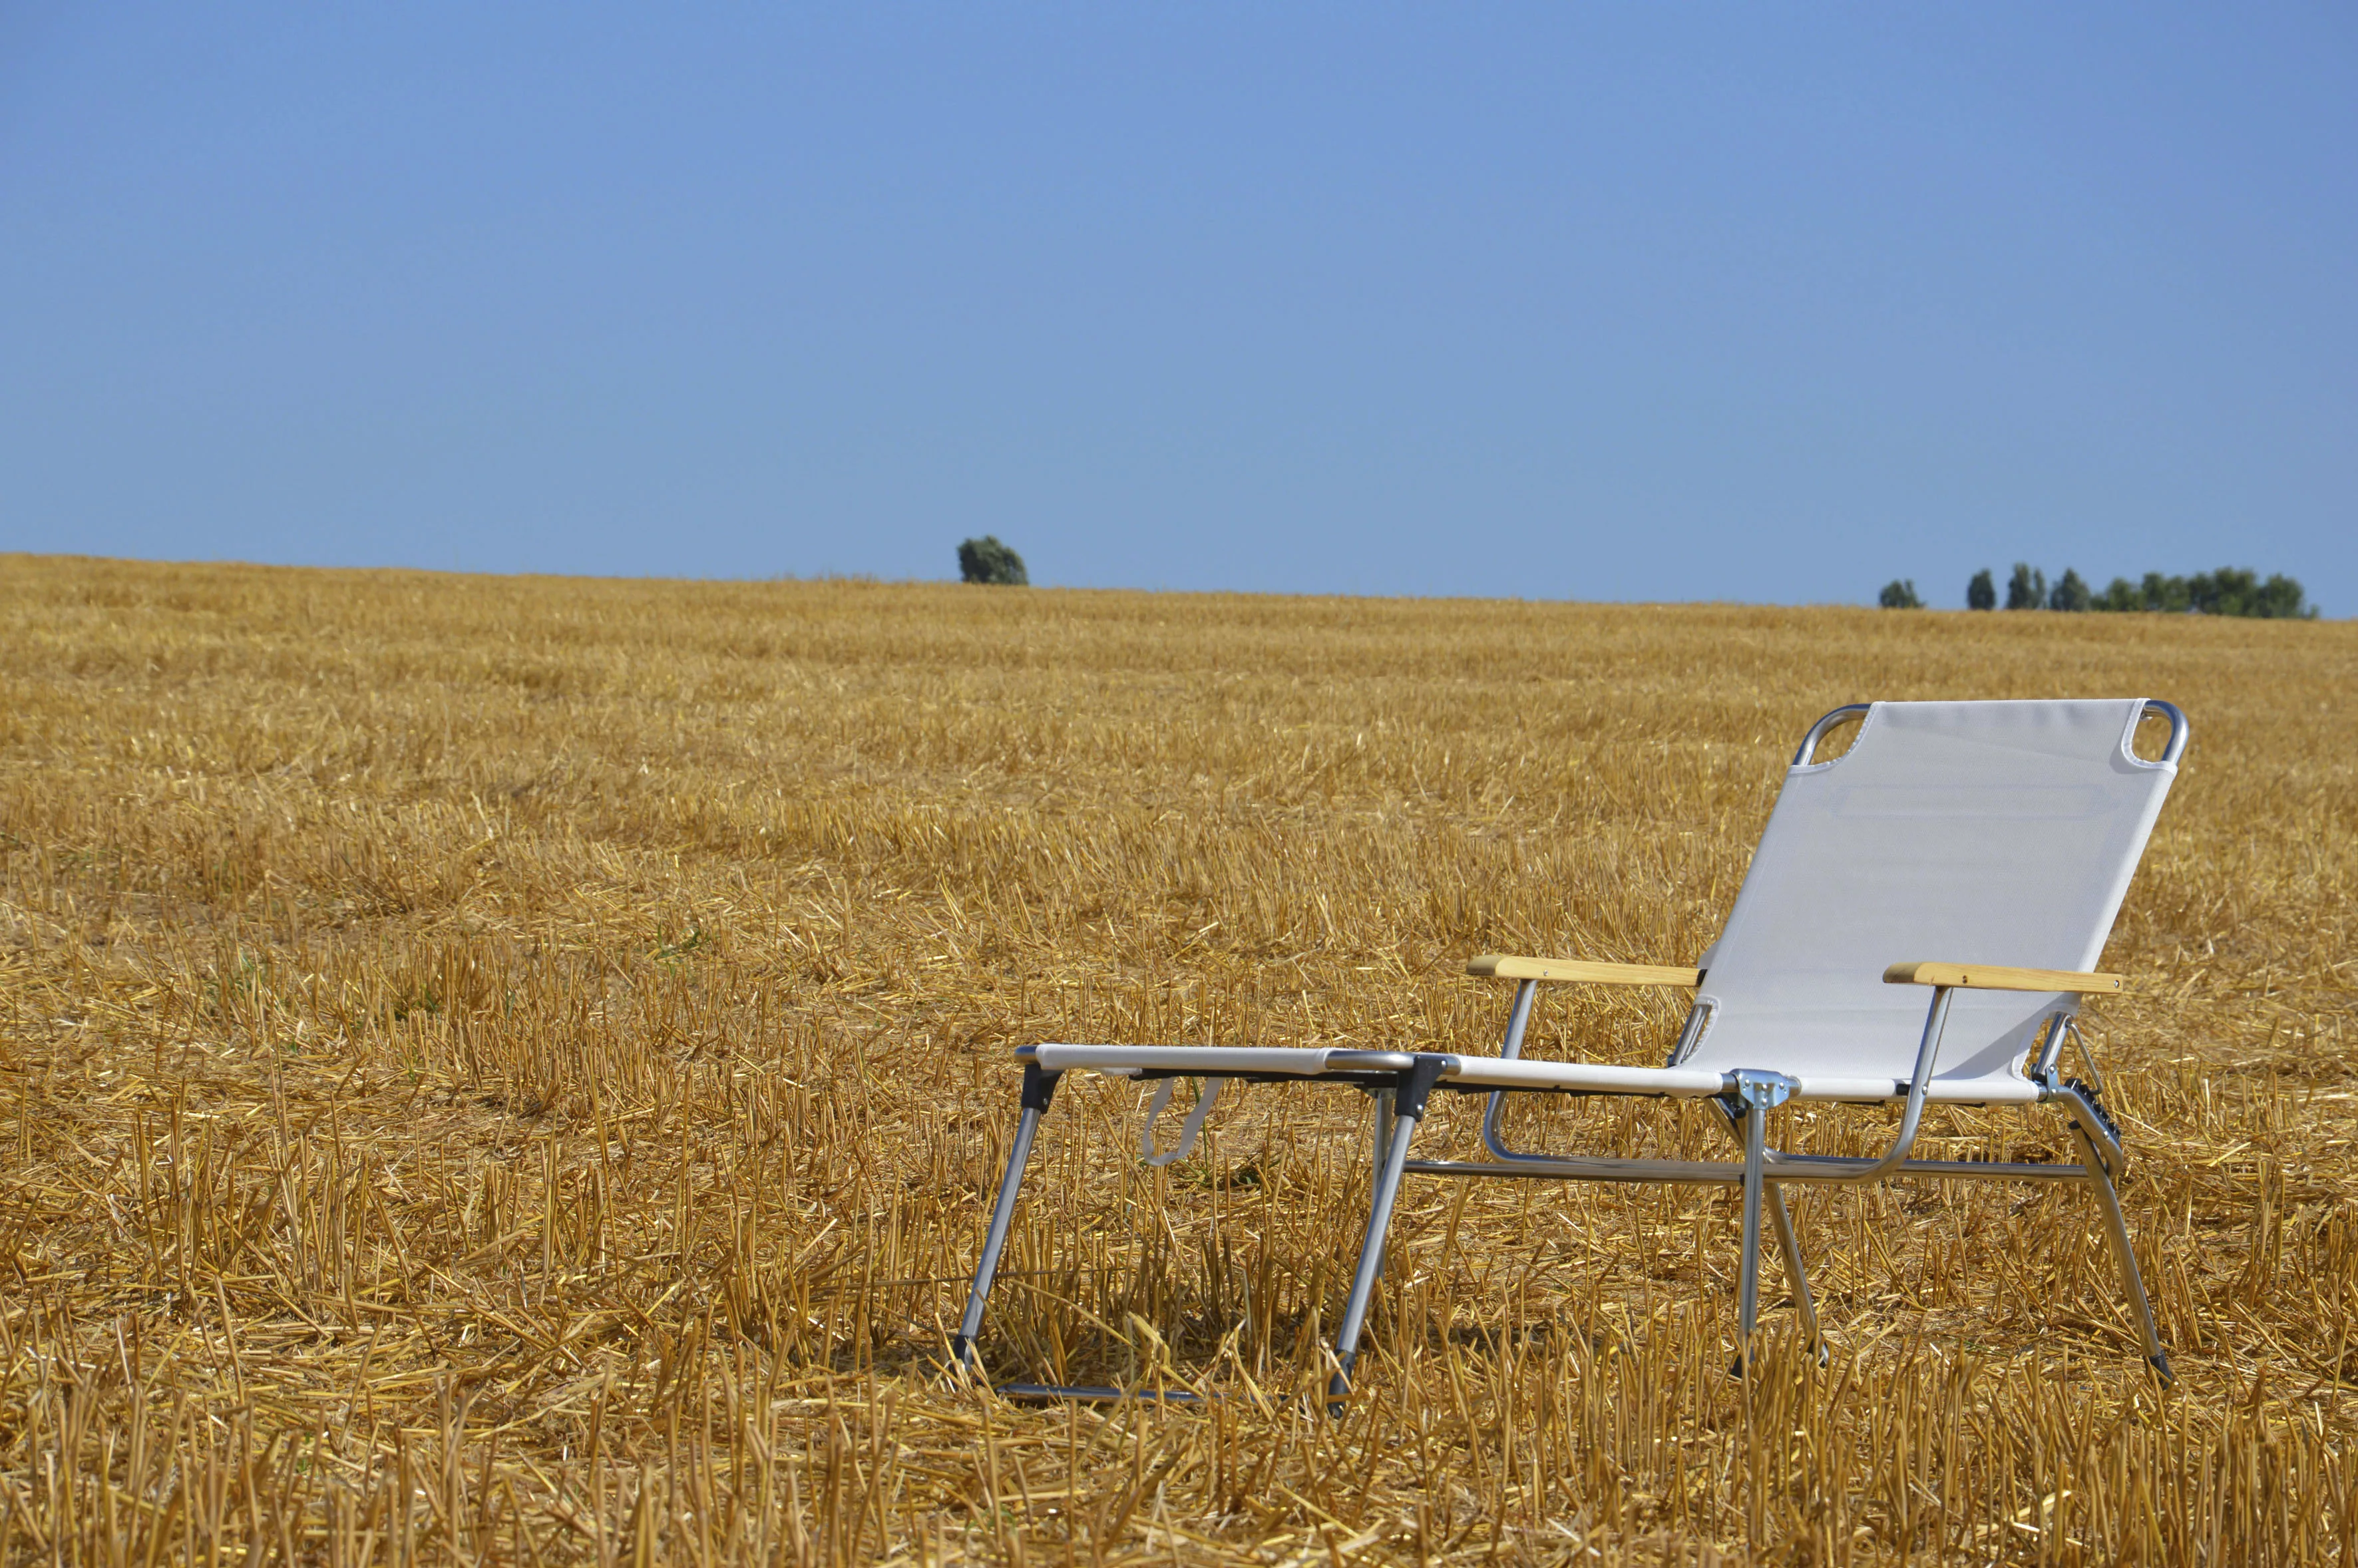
[2140,572,2188,612]
[1966,568,1997,610]
[2186,568,2254,616]
[1879,579,1923,609]
[2091,566,2315,618]
[2048,568,2092,612]
[957,536,1029,586]
[2250,574,2316,618]
[2184,566,2315,618]
[2005,563,2046,610]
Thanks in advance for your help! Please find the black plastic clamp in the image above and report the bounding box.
[1020,1062,1062,1111]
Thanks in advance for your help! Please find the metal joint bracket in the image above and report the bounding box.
[1728,1070,1798,1113]
[1020,1062,1062,1111]
[1394,1054,1449,1121]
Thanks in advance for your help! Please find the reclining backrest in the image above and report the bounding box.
[1681,699,2179,1093]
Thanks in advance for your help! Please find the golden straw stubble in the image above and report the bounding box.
[0,552,2351,1563]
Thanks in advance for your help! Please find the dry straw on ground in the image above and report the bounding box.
[0,554,2352,1563]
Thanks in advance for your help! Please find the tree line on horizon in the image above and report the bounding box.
[1879,564,2315,618]
[948,535,2315,616]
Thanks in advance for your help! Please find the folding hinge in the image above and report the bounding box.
[1727,1070,1798,1112]
[1020,1063,1062,1111]
[1394,1055,1449,1121]
[2064,1077,2122,1145]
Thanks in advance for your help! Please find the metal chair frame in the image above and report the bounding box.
[950,702,2187,1408]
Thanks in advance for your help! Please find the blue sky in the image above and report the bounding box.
[3,6,2352,610]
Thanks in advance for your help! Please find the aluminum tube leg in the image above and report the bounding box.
[1327,1056,1446,1416]
[1725,1070,1794,1377]
[1327,1105,1419,1414]
[1738,1098,1767,1344]
[1368,1086,1396,1279]
[950,1065,1060,1378]
[1767,1186,1823,1360]
[2070,1123,2172,1384]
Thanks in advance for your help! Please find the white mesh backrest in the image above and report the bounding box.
[1682,700,2177,1091]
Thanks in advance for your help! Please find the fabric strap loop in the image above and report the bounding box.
[1139,1078,1221,1166]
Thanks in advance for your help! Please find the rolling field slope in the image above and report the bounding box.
[1,554,2353,1563]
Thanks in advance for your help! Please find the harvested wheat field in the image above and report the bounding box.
[1,553,2353,1564]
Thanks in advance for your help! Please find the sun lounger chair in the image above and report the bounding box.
[952,699,2188,1405]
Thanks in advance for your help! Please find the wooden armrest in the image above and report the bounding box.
[1467,954,1702,987]
[1883,962,2124,994]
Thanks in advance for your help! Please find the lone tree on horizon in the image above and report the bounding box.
[1967,568,1996,610]
[958,536,1029,586]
